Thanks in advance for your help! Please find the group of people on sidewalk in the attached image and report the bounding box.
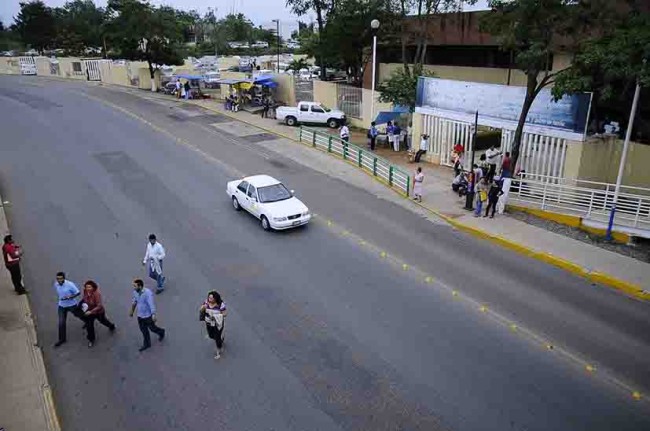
[364,121,413,152]
[2,233,227,360]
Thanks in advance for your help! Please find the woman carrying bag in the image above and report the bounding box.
[199,291,227,359]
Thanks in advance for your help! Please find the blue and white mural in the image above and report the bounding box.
[415,77,591,141]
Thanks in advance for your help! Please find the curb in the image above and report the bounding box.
[130,91,650,301]
[0,197,61,431]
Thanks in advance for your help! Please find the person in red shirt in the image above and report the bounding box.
[501,151,512,178]
[2,235,26,295]
[81,280,116,347]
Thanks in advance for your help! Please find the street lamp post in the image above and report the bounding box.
[370,19,380,122]
[272,19,280,74]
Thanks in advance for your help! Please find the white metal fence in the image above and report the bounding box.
[501,130,567,178]
[336,84,362,118]
[509,173,650,232]
[298,127,411,196]
[422,115,473,168]
[18,57,37,75]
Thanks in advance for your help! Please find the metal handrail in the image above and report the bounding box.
[298,126,411,197]
[509,174,650,231]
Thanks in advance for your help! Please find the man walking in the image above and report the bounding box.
[143,234,166,293]
[2,235,26,295]
[53,272,84,347]
[130,279,165,352]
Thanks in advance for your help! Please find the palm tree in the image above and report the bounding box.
[286,58,310,73]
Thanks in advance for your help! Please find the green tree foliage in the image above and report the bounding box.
[106,0,185,91]
[286,58,310,73]
[54,0,107,56]
[552,7,650,138]
[13,1,57,53]
[481,0,592,169]
[378,67,434,112]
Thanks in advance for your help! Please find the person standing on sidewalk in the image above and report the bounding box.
[199,291,227,359]
[143,234,166,293]
[392,123,402,151]
[412,167,424,202]
[81,280,116,348]
[2,235,26,295]
[339,122,350,143]
[53,272,85,348]
[367,122,378,151]
[484,178,504,219]
[486,145,502,182]
[415,134,429,163]
[474,177,489,217]
[500,152,512,179]
[174,80,181,99]
[130,278,165,352]
[386,121,395,151]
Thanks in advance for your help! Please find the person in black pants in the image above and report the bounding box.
[484,178,504,218]
[130,279,165,352]
[2,235,26,294]
[81,280,115,348]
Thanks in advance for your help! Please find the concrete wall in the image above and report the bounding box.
[0,57,20,74]
[577,137,650,187]
[378,62,530,87]
[313,80,339,112]
[272,73,295,106]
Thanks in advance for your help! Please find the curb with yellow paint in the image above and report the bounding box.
[155,93,650,301]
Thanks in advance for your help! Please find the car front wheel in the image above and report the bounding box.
[232,196,241,211]
[286,116,297,127]
[261,215,271,231]
[327,118,339,128]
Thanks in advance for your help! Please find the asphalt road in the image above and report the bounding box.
[1,75,649,431]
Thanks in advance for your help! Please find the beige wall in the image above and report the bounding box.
[313,80,338,111]
[272,73,295,106]
[34,57,51,76]
[0,57,20,74]
[577,137,650,187]
[378,63,530,87]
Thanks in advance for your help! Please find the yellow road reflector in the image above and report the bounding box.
[341,230,349,236]
[327,220,332,226]
[359,240,366,245]
[510,324,518,332]
[402,264,409,271]
[425,276,433,283]
[632,391,642,400]
[479,305,488,312]
[452,290,458,297]
[380,251,387,258]
[546,344,554,350]
[585,365,596,373]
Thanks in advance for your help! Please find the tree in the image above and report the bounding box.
[286,58,310,73]
[552,8,650,139]
[13,1,57,53]
[480,0,595,170]
[378,67,434,112]
[55,0,107,56]
[285,0,336,80]
[106,0,185,92]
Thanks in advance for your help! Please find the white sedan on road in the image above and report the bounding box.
[227,175,311,231]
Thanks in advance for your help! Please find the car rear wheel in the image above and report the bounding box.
[327,118,339,128]
[261,215,271,231]
[286,116,297,127]
[232,196,241,211]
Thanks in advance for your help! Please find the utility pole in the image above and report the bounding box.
[272,19,280,74]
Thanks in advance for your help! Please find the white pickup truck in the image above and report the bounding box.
[275,102,346,128]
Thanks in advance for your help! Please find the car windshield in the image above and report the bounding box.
[258,183,292,203]
[319,104,332,112]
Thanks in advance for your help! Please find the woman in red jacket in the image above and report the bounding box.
[82,280,116,347]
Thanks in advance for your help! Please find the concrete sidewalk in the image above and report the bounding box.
[182,98,650,294]
[0,197,60,431]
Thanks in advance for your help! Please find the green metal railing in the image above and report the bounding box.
[298,127,411,197]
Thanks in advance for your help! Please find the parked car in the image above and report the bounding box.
[275,102,346,128]
[226,175,311,231]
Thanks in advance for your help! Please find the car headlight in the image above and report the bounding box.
[302,211,310,217]
[273,216,287,222]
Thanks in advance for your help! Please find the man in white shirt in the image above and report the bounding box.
[414,134,429,162]
[339,123,350,142]
[143,234,166,294]
[174,80,181,99]
[485,145,502,182]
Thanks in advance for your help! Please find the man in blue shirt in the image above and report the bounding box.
[53,272,84,347]
[130,278,166,352]
[367,121,378,151]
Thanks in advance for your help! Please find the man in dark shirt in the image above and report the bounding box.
[2,235,26,295]
[501,152,512,178]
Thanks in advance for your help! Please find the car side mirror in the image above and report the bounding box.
[290,190,295,196]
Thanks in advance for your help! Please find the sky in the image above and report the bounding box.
[1,0,488,39]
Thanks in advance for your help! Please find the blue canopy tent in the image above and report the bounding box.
[374,105,410,125]
[253,75,278,88]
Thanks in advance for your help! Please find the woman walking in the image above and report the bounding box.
[200,291,227,359]
[413,167,424,202]
[81,280,115,348]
